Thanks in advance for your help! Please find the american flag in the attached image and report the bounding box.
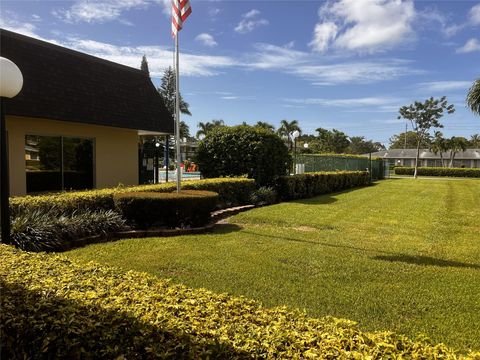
[172,0,192,37]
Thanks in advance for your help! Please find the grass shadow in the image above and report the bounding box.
[291,183,379,205]
[0,279,251,358]
[372,254,480,270]
[211,223,243,234]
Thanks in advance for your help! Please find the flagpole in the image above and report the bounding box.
[175,32,181,193]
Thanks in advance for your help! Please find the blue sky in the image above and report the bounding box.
[1,0,479,145]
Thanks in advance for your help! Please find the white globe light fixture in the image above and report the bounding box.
[304,143,309,149]
[0,57,23,98]
[1,57,24,245]
[291,130,300,175]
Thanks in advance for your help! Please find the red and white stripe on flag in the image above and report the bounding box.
[172,0,192,37]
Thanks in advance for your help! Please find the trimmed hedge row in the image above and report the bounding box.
[10,178,255,216]
[276,171,370,201]
[1,245,476,359]
[298,153,382,160]
[114,190,219,228]
[394,167,480,178]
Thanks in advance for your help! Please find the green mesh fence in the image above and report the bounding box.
[296,154,384,180]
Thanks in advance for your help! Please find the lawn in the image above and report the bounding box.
[66,178,480,352]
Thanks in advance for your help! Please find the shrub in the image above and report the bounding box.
[196,125,290,186]
[10,178,255,216]
[394,166,480,178]
[250,186,278,206]
[10,210,126,252]
[1,245,476,359]
[114,190,219,228]
[276,171,370,201]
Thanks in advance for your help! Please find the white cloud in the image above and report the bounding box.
[310,0,416,53]
[208,8,221,17]
[0,17,39,38]
[417,7,464,38]
[247,43,308,70]
[234,9,269,34]
[244,9,260,19]
[456,38,480,53]
[416,81,472,92]
[285,97,397,107]
[245,43,424,84]
[53,0,167,23]
[195,33,218,47]
[469,3,480,25]
[64,38,236,77]
[309,22,337,52]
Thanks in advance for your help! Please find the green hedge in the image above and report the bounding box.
[1,245,476,359]
[10,178,255,216]
[114,190,218,228]
[196,125,290,186]
[394,167,480,178]
[276,171,370,201]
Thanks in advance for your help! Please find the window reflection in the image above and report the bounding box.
[25,135,94,193]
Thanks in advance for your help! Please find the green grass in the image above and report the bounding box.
[65,178,480,352]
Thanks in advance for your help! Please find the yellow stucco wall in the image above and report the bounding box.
[6,116,139,196]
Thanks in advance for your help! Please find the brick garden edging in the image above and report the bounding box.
[56,205,255,252]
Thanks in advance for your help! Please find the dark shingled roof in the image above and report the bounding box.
[0,29,173,133]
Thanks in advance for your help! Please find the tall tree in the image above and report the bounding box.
[196,119,224,138]
[397,97,455,178]
[157,67,191,142]
[467,78,480,116]
[347,136,385,154]
[448,136,468,167]
[470,134,480,148]
[429,131,448,167]
[388,131,429,149]
[277,120,301,150]
[255,121,275,132]
[314,128,350,153]
[158,67,191,116]
[140,55,150,76]
[179,121,190,139]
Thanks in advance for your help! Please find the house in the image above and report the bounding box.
[369,149,480,168]
[1,29,173,195]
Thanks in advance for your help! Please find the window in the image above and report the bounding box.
[25,135,94,193]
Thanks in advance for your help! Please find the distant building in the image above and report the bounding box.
[369,149,480,168]
[1,29,173,195]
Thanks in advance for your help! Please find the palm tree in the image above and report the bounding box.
[179,121,190,139]
[277,119,301,150]
[196,119,224,139]
[448,136,468,167]
[429,131,447,167]
[255,121,275,132]
[467,78,480,116]
[470,134,480,148]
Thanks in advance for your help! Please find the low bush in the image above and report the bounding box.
[10,178,255,216]
[249,186,278,206]
[10,210,126,252]
[114,190,219,228]
[394,166,480,178]
[1,245,476,359]
[276,171,370,201]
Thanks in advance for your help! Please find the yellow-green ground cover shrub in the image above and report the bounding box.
[10,178,255,215]
[394,166,480,178]
[276,171,370,201]
[114,190,218,228]
[1,245,477,359]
